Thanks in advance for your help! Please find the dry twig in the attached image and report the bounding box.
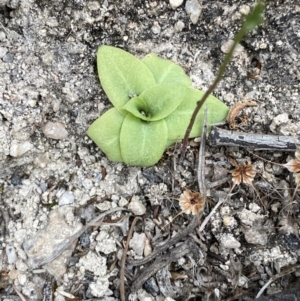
[256,264,300,298]
[210,127,300,151]
[130,239,194,292]
[120,217,140,301]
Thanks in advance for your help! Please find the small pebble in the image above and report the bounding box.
[130,232,146,256]
[259,42,268,49]
[87,1,100,10]
[10,140,33,157]
[95,230,117,254]
[6,245,17,264]
[239,4,250,15]
[151,22,161,34]
[46,17,58,27]
[221,40,244,57]
[0,46,7,58]
[15,260,28,272]
[52,98,61,112]
[237,275,249,287]
[223,215,236,228]
[119,197,128,207]
[169,0,184,9]
[95,201,111,211]
[79,251,107,277]
[11,173,23,186]
[41,51,54,65]
[18,274,27,285]
[128,196,146,215]
[82,178,93,190]
[33,153,50,168]
[185,0,202,24]
[243,228,268,245]
[80,231,91,248]
[0,31,6,41]
[42,121,68,140]
[220,234,241,249]
[58,191,75,206]
[137,290,154,301]
[3,53,14,62]
[175,20,185,31]
[248,203,260,213]
[269,113,289,133]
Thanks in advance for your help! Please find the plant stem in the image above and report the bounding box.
[180,0,264,160]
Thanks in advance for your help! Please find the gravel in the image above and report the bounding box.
[0,0,300,300]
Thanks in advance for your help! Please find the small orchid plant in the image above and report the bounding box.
[87,46,228,166]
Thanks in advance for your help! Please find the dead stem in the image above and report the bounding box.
[197,106,208,197]
[120,217,140,301]
[256,264,300,298]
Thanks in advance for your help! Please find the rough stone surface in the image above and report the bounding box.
[24,206,83,270]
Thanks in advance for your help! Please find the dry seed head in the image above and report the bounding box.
[179,189,204,215]
[231,161,256,186]
[284,151,300,174]
[284,149,300,187]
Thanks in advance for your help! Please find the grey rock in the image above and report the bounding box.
[9,140,33,157]
[270,113,289,133]
[42,122,68,140]
[221,40,244,57]
[25,206,83,270]
[0,46,8,58]
[129,232,146,256]
[169,0,184,10]
[6,245,17,264]
[58,191,75,205]
[175,20,185,31]
[220,234,241,249]
[185,0,201,24]
[128,196,146,215]
[151,22,161,35]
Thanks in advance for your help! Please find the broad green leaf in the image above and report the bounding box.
[122,96,150,121]
[165,88,229,141]
[120,114,168,166]
[97,46,156,114]
[142,53,192,86]
[123,84,190,121]
[87,108,125,162]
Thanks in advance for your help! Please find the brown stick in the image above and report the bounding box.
[130,240,192,292]
[210,126,300,151]
[120,217,140,301]
[127,215,199,266]
[197,106,207,197]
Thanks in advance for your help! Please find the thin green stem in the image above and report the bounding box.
[180,0,264,160]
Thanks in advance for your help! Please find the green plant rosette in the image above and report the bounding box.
[87,46,229,167]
